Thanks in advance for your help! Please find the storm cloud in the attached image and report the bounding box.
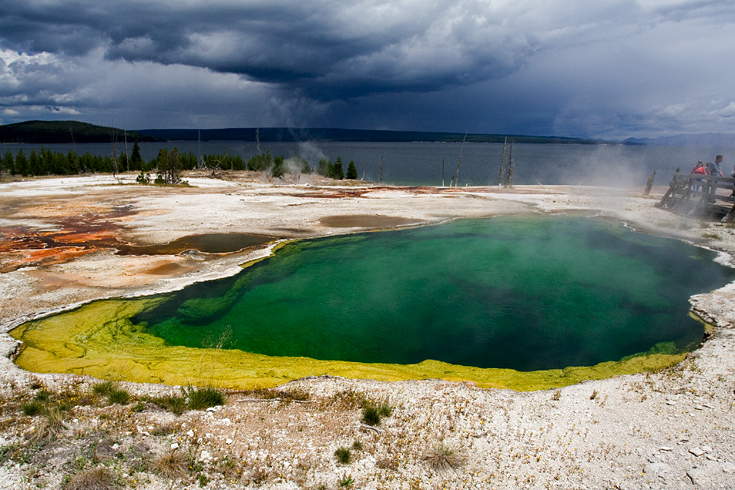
[1,0,734,138]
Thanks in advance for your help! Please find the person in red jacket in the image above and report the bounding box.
[691,161,706,192]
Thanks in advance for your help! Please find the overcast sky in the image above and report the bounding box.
[1,0,734,139]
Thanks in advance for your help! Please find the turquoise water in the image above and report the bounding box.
[135,217,735,371]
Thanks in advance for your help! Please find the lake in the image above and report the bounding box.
[4,140,734,187]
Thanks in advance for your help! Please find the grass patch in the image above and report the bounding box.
[34,390,51,402]
[152,450,188,480]
[338,473,355,487]
[92,381,114,396]
[150,422,177,437]
[378,403,392,417]
[64,467,118,490]
[150,395,187,415]
[361,406,381,426]
[21,400,44,416]
[107,388,130,405]
[361,400,392,426]
[334,447,352,464]
[184,386,225,410]
[29,406,66,444]
[422,444,465,471]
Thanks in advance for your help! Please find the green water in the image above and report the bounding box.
[135,216,735,371]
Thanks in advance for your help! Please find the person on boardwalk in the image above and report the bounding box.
[691,161,706,192]
[707,155,725,202]
[711,155,724,177]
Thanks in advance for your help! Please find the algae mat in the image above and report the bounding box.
[10,297,690,391]
[11,216,735,390]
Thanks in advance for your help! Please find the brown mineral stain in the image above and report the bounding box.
[319,215,423,228]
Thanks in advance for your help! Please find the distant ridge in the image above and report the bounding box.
[0,120,161,143]
[623,133,735,147]
[136,127,602,144]
[1,120,606,145]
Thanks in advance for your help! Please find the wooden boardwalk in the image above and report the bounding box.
[656,172,735,221]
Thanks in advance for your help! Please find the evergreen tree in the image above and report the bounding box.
[317,157,333,177]
[29,149,40,176]
[119,153,129,173]
[247,150,273,171]
[332,156,344,179]
[346,160,358,179]
[272,156,285,178]
[67,151,79,174]
[130,135,143,170]
[166,147,180,184]
[0,150,10,176]
[15,150,28,176]
[155,148,168,183]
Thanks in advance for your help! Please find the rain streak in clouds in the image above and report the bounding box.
[1,0,734,139]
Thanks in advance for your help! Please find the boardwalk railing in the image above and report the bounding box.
[656,172,735,221]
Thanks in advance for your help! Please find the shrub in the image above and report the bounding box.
[334,447,352,464]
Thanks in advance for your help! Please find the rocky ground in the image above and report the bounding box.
[1,171,735,489]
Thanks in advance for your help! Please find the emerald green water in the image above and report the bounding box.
[135,217,735,371]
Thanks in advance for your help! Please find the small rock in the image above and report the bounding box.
[171,443,179,450]
[721,462,735,473]
[644,462,672,476]
[659,447,673,452]
[187,429,195,438]
[226,438,233,444]
[690,447,706,457]
[666,400,677,405]
[688,465,715,487]
[206,407,216,412]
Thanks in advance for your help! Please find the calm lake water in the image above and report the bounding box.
[5,140,735,186]
[133,216,735,371]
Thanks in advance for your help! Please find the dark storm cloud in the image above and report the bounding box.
[0,0,538,100]
[1,1,735,137]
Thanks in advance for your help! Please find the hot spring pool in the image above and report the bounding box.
[11,216,735,390]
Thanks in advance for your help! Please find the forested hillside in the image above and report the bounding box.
[0,120,160,144]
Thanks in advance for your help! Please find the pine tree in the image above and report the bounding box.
[15,150,28,176]
[130,135,143,170]
[332,156,344,179]
[317,157,333,177]
[346,160,358,179]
